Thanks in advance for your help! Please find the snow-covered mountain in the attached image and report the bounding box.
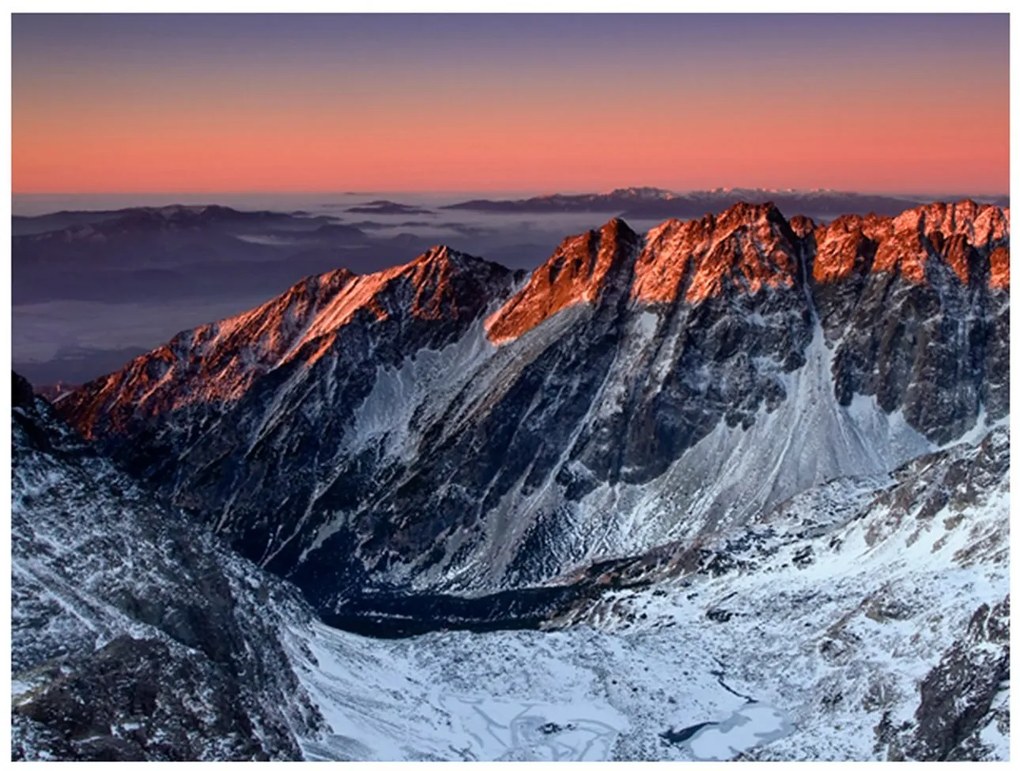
[56,201,1008,616]
[13,371,1009,760]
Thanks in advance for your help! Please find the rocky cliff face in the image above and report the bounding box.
[65,246,518,439]
[486,217,641,343]
[55,202,1009,612]
[809,201,1010,443]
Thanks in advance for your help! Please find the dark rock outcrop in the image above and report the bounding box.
[876,598,1010,761]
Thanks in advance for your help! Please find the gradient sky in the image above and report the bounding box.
[12,13,1010,195]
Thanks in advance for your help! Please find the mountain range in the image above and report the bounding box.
[55,199,1009,603]
[444,187,1010,219]
[13,198,1010,760]
[14,189,1009,388]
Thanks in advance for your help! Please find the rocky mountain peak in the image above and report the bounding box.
[408,244,470,271]
[714,200,784,227]
[396,244,504,320]
[630,201,800,305]
[59,246,516,438]
[787,214,816,239]
[484,217,641,344]
[486,204,808,344]
[812,201,1010,287]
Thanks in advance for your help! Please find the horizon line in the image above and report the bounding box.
[12,187,1012,198]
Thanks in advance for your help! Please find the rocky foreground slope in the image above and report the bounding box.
[55,201,1009,617]
[13,371,1009,760]
[11,373,321,759]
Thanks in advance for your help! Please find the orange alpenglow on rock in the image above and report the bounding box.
[812,200,1011,286]
[631,202,798,306]
[989,245,1010,289]
[484,201,1010,345]
[484,218,640,345]
[64,244,513,437]
[298,246,471,364]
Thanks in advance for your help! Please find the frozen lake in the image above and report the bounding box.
[674,702,793,760]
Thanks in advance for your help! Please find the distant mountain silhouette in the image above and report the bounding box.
[445,186,1009,220]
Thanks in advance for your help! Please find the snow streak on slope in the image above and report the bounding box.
[405,325,933,591]
[617,329,931,537]
[345,315,498,465]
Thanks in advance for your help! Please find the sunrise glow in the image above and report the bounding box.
[12,13,1010,195]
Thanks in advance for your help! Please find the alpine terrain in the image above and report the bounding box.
[13,199,1010,760]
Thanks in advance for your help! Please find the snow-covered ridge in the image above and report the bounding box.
[59,245,516,437]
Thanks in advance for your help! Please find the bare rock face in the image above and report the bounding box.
[54,202,1009,610]
[913,597,1010,761]
[15,636,278,761]
[631,202,800,305]
[63,246,517,440]
[811,202,1010,443]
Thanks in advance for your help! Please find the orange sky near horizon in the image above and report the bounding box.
[12,14,1011,196]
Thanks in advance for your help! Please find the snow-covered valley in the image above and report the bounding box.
[278,427,1009,761]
